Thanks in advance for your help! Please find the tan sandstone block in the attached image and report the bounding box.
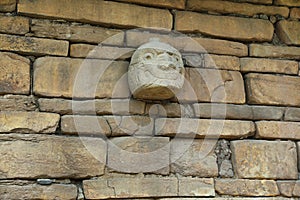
[274,0,300,6]
[204,55,240,71]
[0,34,68,56]
[33,57,130,98]
[290,8,300,19]
[231,140,298,179]
[240,58,298,75]
[18,0,172,29]
[155,118,255,139]
[277,181,300,197]
[178,178,215,196]
[0,134,106,178]
[114,0,185,9]
[187,0,288,17]
[0,0,16,12]
[0,112,59,133]
[245,73,300,106]
[0,16,29,35]
[176,12,274,42]
[277,20,300,45]
[0,52,30,95]
[0,95,37,111]
[215,179,279,196]
[250,44,300,59]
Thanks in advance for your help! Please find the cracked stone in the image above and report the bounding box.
[277,181,300,197]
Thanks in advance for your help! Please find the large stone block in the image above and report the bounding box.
[231,140,298,179]
[277,181,300,197]
[250,44,300,59]
[178,178,215,196]
[285,107,300,121]
[290,8,300,19]
[245,73,300,106]
[204,54,240,71]
[277,20,300,45]
[215,179,279,196]
[0,16,29,35]
[170,139,218,177]
[0,95,37,111]
[0,0,16,12]
[155,118,255,139]
[18,0,172,29]
[33,57,130,98]
[176,12,274,42]
[0,34,68,56]
[0,112,59,133]
[0,134,106,178]
[274,0,300,6]
[0,52,30,95]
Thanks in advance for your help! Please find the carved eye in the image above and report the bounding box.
[144,53,154,60]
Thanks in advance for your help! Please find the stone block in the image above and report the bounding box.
[250,44,300,59]
[204,54,240,71]
[0,95,37,111]
[274,0,300,6]
[0,16,29,35]
[0,0,16,12]
[114,0,185,9]
[290,8,300,19]
[277,20,300,45]
[277,181,300,197]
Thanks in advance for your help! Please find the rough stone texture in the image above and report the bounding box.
[34,57,130,98]
[187,0,289,17]
[176,12,274,42]
[231,140,298,179]
[194,103,284,120]
[245,73,300,106]
[240,58,298,75]
[215,179,280,196]
[256,121,300,140]
[0,183,77,200]
[38,98,145,115]
[159,198,290,200]
[274,0,300,6]
[170,139,218,177]
[0,112,59,133]
[0,0,16,12]
[298,142,300,172]
[61,115,111,136]
[250,44,300,59]
[0,52,30,95]
[83,177,214,199]
[285,107,300,121]
[31,19,124,45]
[178,68,245,103]
[0,95,37,111]
[277,20,300,45]
[115,0,185,9]
[155,118,255,139]
[146,103,194,118]
[215,140,234,178]
[290,8,300,19]
[0,16,29,35]
[70,44,134,59]
[18,0,172,29]
[105,116,153,136]
[204,55,240,71]
[0,134,106,179]
[107,137,170,174]
[277,181,300,197]
[0,34,68,56]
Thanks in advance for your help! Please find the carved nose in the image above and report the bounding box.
[158,63,176,70]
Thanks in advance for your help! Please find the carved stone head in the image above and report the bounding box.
[128,38,185,100]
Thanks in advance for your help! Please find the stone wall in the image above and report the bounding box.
[0,0,300,199]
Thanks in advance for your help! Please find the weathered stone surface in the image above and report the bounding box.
[159,198,291,200]
[31,19,124,45]
[256,121,300,140]
[204,54,240,71]
[0,134,106,178]
[0,16,29,35]
[0,34,68,56]
[34,57,130,98]
[0,0,16,12]
[231,140,298,179]
[18,0,172,29]
[285,107,300,121]
[0,52,30,95]
[61,115,111,136]
[277,20,300,45]
[108,137,169,174]
[176,12,274,42]
[38,98,145,115]
[105,116,153,136]
[0,95,37,111]
[146,103,194,118]
[240,58,298,74]
[0,183,77,200]
[187,0,288,17]
[179,68,245,103]
[290,8,300,19]
[0,112,59,133]
[298,142,300,171]
[277,181,300,197]
[171,139,218,177]
[182,53,204,68]
[274,0,300,6]
[115,0,185,9]
[70,44,134,59]
[215,179,279,196]
[178,178,215,196]
[126,31,248,56]
[250,44,300,59]
[245,73,300,106]
[193,103,284,120]
[155,118,255,139]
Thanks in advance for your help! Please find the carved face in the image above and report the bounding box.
[128,41,185,100]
